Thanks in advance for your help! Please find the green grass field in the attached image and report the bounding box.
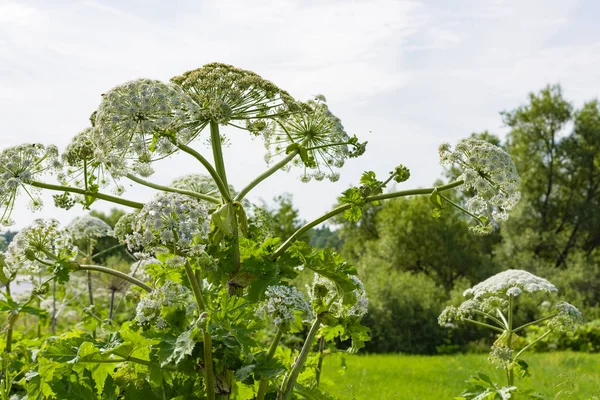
[319,352,600,399]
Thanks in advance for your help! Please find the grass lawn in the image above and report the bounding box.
[319,352,600,399]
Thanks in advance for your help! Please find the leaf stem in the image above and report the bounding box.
[463,318,506,333]
[174,142,231,203]
[77,264,152,292]
[514,330,552,359]
[29,181,144,209]
[272,180,464,259]
[513,313,559,333]
[257,329,284,400]
[126,174,221,204]
[183,261,215,400]
[279,318,321,400]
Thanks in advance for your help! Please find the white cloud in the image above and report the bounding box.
[0,0,598,229]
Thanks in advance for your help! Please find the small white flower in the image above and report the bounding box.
[257,285,313,329]
[548,301,582,333]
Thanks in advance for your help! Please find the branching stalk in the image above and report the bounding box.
[78,264,152,292]
[272,180,464,258]
[257,330,284,400]
[280,318,321,400]
[29,181,143,209]
[126,173,221,204]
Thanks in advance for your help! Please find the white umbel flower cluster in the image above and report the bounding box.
[125,193,210,256]
[463,269,557,299]
[263,97,361,183]
[4,219,77,278]
[307,273,369,319]
[439,138,521,235]
[135,281,193,329]
[67,216,114,241]
[257,285,313,330]
[548,301,583,333]
[91,79,199,178]
[0,144,62,225]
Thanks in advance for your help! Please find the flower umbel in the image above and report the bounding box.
[439,138,521,235]
[170,62,303,132]
[126,193,210,256]
[263,97,366,182]
[135,281,193,329]
[463,269,557,299]
[67,215,114,241]
[257,285,313,330]
[4,219,77,279]
[91,78,199,178]
[0,144,61,225]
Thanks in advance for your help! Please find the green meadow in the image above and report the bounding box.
[320,352,600,399]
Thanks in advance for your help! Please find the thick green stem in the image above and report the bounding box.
[257,330,284,400]
[507,294,514,386]
[126,174,221,204]
[90,243,126,261]
[183,262,215,400]
[315,336,325,387]
[29,181,143,209]
[235,149,300,202]
[513,313,559,333]
[272,180,464,259]
[5,320,13,353]
[78,265,152,292]
[209,121,230,199]
[174,142,231,202]
[280,318,321,400]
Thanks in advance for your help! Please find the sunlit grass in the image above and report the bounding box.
[319,352,600,399]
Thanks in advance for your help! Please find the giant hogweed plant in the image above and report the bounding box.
[439,270,583,399]
[1,62,522,399]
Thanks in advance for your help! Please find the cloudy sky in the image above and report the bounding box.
[1,0,599,229]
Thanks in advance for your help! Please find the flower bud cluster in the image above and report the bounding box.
[0,144,62,225]
[4,219,77,278]
[135,281,193,329]
[67,216,114,241]
[257,285,313,330]
[58,128,114,192]
[439,138,521,235]
[488,345,513,369]
[307,273,369,319]
[125,193,210,256]
[90,79,199,178]
[170,62,302,128]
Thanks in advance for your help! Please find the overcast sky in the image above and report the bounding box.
[1,0,599,229]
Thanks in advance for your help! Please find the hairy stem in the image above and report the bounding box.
[78,264,152,292]
[209,121,231,199]
[512,313,559,334]
[280,318,321,400]
[507,294,514,386]
[514,330,552,360]
[315,336,325,387]
[257,330,284,400]
[184,261,214,400]
[174,142,231,202]
[272,180,464,258]
[126,173,221,204]
[235,148,301,202]
[463,318,506,333]
[29,181,143,209]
